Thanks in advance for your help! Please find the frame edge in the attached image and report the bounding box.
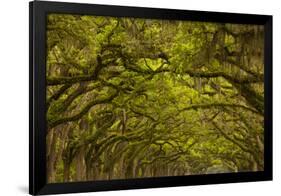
[29,1,273,195]
[29,1,34,195]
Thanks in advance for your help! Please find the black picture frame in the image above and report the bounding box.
[29,1,273,195]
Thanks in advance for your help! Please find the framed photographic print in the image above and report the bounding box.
[29,1,273,195]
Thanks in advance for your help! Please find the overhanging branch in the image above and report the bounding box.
[179,103,261,115]
[48,91,118,129]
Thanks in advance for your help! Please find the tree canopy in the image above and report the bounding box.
[46,14,264,183]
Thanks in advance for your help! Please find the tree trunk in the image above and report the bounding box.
[47,129,58,183]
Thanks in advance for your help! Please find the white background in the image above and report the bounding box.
[0,0,279,195]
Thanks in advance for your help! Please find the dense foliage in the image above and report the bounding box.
[46,14,264,183]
